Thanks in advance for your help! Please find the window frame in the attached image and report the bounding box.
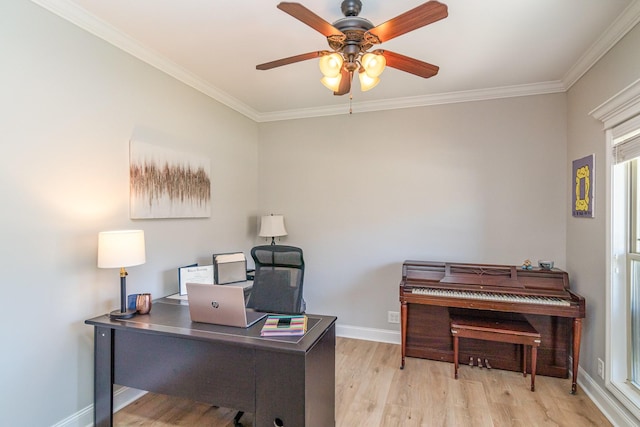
[591,77,640,418]
[608,132,640,418]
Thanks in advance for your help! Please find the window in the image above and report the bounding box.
[591,77,640,418]
[625,160,640,388]
[609,113,640,417]
[628,159,640,390]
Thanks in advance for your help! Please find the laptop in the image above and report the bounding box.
[186,283,267,328]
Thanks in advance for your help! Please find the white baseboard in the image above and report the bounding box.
[52,386,146,427]
[113,387,148,414]
[336,323,401,344]
[577,366,638,427]
[53,323,638,427]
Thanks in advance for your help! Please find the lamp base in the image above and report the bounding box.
[109,308,137,320]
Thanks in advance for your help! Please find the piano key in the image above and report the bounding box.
[411,287,571,306]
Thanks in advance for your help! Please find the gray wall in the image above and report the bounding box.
[258,95,568,328]
[3,0,639,425]
[567,20,640,418]
[1,1,258,426]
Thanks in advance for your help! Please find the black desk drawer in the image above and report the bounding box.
[114,330,255,411]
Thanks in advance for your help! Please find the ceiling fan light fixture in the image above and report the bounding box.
[319,53,344,78]
[361,52,386,77]
[321,74,343,92]
[358,69,380,91]
[258,1,448,97]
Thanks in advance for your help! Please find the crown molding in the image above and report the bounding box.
[30,0,640,123]
[563,0,640,90]
[255,81,566,122]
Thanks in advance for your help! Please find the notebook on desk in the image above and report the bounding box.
[186,283,267,328]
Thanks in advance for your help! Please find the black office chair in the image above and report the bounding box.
[246,245,306,314]
[233,245,305,427]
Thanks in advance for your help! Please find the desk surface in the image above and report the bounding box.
[86,297,336,354]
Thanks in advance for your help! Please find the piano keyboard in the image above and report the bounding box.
[411,287,571,307]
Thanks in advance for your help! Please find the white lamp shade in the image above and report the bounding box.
[97,230,146,268]
[259,215,287,238]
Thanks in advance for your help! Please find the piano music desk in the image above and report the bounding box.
[451,315,541,391]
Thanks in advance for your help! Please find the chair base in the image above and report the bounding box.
[233,410,244,427]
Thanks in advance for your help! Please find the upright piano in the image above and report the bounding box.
[399,260,586,393]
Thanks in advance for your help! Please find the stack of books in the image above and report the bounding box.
[260,315,307,336]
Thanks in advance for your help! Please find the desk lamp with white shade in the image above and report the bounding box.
[259,214,287,245]
[97,230,146,319]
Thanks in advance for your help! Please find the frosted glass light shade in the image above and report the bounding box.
[319,53,343,77]
[97,230,146,268]
[321,75,342,92]
[259,215,287,238]
[361,53,386,77]
[359,70,380,91]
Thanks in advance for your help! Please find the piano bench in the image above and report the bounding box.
[450,315,541,391]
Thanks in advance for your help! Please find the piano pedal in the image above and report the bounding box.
[469,357,474,367]
[485,359,492,370]
[477,358,483,369]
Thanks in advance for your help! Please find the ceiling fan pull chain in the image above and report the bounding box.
[349,91,353,114]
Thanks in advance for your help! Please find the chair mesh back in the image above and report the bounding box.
[248,245,305,314]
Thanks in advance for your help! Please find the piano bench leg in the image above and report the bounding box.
[531,346,538,392]
[453,334,459,379]
[523,344,527,377]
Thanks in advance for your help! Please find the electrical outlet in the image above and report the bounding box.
[388,311,400,324]
[597,358,605,380]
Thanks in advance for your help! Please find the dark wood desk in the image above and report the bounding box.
[85,298,336,427]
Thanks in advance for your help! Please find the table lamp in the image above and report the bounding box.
[259,214,287,245]
[97,230,146,319]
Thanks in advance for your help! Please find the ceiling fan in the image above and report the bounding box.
[256,0,448,95]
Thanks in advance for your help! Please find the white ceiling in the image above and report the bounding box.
[34,0,640,121]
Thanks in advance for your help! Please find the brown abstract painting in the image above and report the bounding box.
[130,140,211,219]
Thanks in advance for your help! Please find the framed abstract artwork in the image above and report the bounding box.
[129,140,211,219]
[572,154,594,218]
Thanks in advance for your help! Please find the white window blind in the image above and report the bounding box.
[613,114,640,164]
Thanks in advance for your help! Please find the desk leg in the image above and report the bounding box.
[256,325,335,426]
[400,301,407,369]
[94,326,114,427]
[571,318,583,394]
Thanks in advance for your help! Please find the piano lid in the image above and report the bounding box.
[402,260,570,294]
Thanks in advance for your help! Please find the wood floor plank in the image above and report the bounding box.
[380,403,430,426]
[114,337,612,427]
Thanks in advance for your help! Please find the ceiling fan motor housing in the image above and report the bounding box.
[341,0,363,16]
[330,0,378,59]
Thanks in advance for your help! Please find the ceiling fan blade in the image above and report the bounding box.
[256,51,326,70]
[277,2,344,37]
[334,68,352,96]
[369,1,448,43]
[379,50,439,78]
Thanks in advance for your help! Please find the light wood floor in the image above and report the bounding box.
[114,337,611,426]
